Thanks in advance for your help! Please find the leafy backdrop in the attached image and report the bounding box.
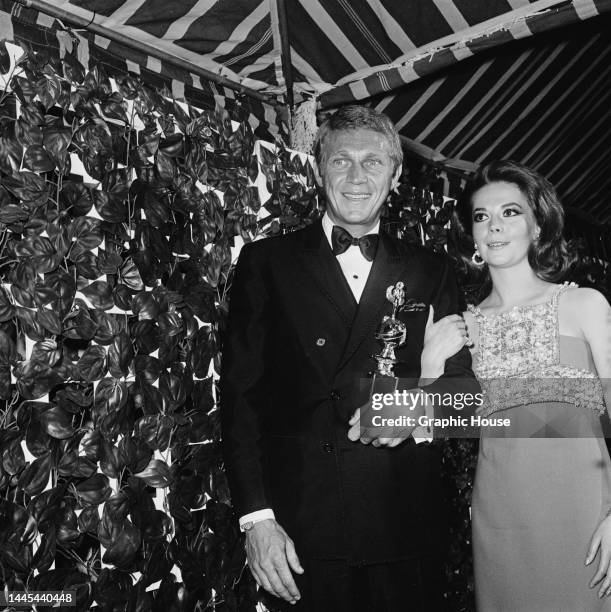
[0,42,475,611]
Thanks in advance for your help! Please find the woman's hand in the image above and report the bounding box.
[420,306,470,379]
[586,514,611,598]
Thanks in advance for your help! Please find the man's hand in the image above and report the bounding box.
[347,406,404,447]
[245,519,304,604]
[347,390,426,447]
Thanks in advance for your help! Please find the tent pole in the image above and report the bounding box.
[275,0,294,112]
[12,0,277,105]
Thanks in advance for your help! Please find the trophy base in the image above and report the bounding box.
[370,373,399,397]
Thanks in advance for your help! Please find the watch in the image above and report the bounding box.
[240,521,254,532]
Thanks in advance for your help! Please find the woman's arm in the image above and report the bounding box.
[419,305,471,382]
[563,287,611,406]
[568,288,611,596]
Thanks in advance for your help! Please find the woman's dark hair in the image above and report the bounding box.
[454,160,572,283]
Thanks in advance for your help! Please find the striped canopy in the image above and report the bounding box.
[2,0,611,225]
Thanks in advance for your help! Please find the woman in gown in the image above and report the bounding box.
[421,160,611,611]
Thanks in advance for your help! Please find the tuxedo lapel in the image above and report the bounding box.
[295,221,357,327]
[336,232,411,373]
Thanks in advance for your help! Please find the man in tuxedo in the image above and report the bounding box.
[220,106,478,611]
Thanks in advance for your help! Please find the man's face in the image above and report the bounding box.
[316,128,400,235]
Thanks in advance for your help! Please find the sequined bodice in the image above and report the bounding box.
[467,283,605,416]
[468,286,565,378]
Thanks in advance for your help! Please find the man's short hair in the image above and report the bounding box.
[313,105,403,172]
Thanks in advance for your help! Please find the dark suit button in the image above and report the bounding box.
[330,390,340,401]
[322,442,334,454]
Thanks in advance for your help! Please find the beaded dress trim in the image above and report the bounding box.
[467,283,605,417]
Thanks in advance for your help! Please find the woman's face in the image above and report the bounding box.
[471,181,540,269]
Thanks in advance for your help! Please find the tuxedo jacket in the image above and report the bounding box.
[220,220,479,565]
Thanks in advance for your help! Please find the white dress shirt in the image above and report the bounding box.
[321,212,378,302]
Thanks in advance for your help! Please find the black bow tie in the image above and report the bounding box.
[331,225,379,262]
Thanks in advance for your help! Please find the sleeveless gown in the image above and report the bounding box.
[469,284,611,612]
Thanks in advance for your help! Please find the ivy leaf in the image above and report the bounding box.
[21,236,58,274]
[60,182,92,215]
[56,503,80,544]
[0,540,32,573]
[91,310,120,345]
[74,250,100,280]
[34,73,61,109]
[2,440,25,475]
[75,473,111,507]
[93,190,128,222]
[138,510,172,542]
[105,490,130,522]
[32,529,56,573]
[96,248,123,274]
[0,286,14,322]
[130,320,159,354]
[34,280,59,308]
[155,151,175,183]
[16,361,64,399]
[0,42,10,74]
[23,144,55,173]
[46,270,76,317]
[137,381,165,415]
[79,429,102,461]
[99,440,122,479]
[118,257,144,291]
[36,309,62,335]
[81,281,114,310]
[102,519,141,568]
[134,458,171,488]
[135,415,173,451]
[131,293,160,321]
[30,339,61,367]
[133,355,161,385]
[15,307,45,339]
[63,307,97,340]
[18,452,52,496]
[68,216,104,252]
[141,188,169,228]
[0,203,29,223]
[93,568,132,608]
[43,126,71,158]
[3,171,49,208]
[76,345,107,382]
[157,312,183,338]
[63,49,85,82]
[101,95,128,123]
[77,505,100,534]
[158,133,183,157]
[108,331,134,378]
[159,371,187,413]
[118,436,152,473]
[93,377,127,419]
[40,406,75,439]
[190,327,217,378]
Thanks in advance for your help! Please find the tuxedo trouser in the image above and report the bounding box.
[262,556,447,612]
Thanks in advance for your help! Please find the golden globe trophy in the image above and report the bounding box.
[370,282,407,397]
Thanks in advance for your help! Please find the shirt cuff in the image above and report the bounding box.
[239,508,275,530]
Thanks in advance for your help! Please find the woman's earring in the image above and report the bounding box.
[533,228,541,242]
[472,246,485,266]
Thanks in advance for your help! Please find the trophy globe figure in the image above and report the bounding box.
[374,282,407,378]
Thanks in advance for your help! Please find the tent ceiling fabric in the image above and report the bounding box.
[1,0,610,223]
[372,12,611,223]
